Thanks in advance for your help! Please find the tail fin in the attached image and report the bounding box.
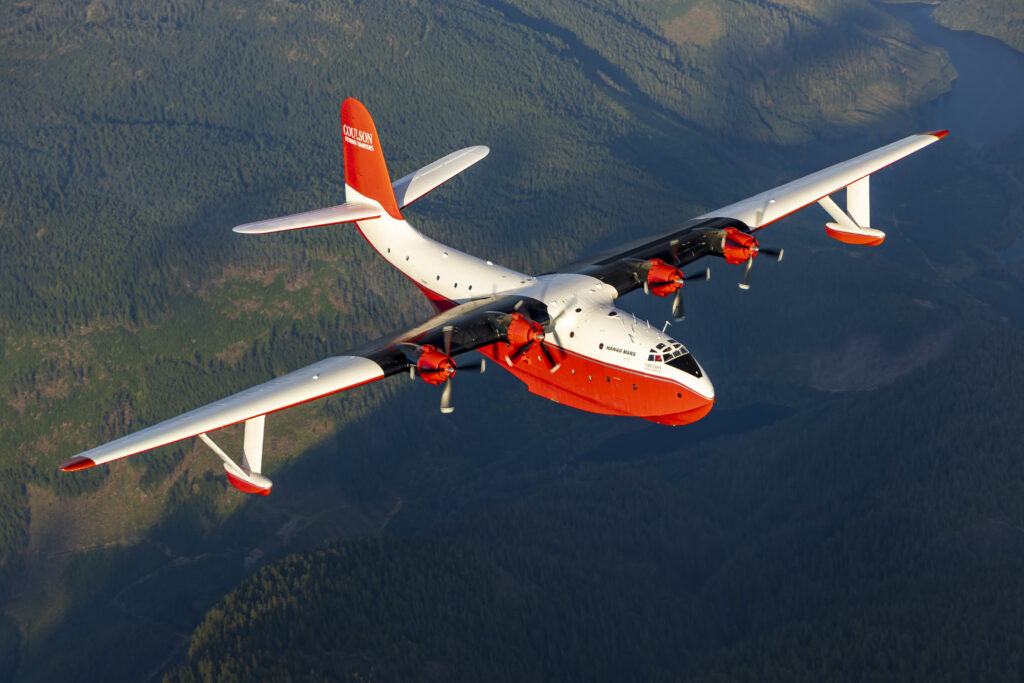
[341,98,402,220]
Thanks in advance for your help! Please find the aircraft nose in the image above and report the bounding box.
[694,370,714,401]
[687,356,714,401]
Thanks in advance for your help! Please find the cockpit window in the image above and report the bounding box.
[648,341,688,362]
[667,352,702,377]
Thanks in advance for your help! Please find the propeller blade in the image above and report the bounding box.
[759,247,784,262]
[409,365,416,381]
[544,300,575,363]
[548,324,564,347]
[458,359,487,373]
[739,257,754,290]
[672,289,684,320]
[442,325,453,356]
[508,339,534,364]
[538,341,561,373]
[684,267,710,282]
[440,378,454,414]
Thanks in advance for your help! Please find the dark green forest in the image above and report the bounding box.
[167,329,1024,682]
[1,0,1023,680]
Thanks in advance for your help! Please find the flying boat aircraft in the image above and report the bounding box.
[59,98,947,494]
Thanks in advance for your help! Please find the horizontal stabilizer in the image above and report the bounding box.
[232,146,488,235]
[232,203,381,234]
[392,146,489,209]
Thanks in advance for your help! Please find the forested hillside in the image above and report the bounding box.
[932,0,1024,53]
[167,329,1024,682]
[1,0,1021,681]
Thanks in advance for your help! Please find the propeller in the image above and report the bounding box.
[505,301,565,373]
[670,267,709,320]
[437,325,486,414]
[639,259,710,321]
[737,247,782,290]
[722,227,783,290]
[400,326,485,414]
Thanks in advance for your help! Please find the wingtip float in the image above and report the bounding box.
[59,97,947,495]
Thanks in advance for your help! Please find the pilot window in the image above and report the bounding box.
[647,341,702,377]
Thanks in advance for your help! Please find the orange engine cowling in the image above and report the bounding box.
[506,312,545,347]
[416,345,456,385]
[722,227,758,264]
[646,259,684,297]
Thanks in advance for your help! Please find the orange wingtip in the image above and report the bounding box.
[59,456,97,472]
[925,130,949,139]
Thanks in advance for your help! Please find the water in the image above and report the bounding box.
[881,2,1024,144]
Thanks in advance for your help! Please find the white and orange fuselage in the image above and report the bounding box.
[349,195,716,425]
[339,95,714,425]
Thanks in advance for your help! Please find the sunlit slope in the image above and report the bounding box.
[0,0,972,570]
[933,0,1024,53]
[165,329,1024,682]
[514,0,954,141]
[0,0,706,569]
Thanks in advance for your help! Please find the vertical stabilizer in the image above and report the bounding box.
[341,98,402,220]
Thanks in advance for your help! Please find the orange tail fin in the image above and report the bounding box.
[341,98,402,220]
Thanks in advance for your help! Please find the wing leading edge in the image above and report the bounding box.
[555,130,948,297]
[58,293,537,481]
[702,130,948,229]
[58,355,385,472]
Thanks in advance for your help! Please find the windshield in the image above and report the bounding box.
[648,341,702,377]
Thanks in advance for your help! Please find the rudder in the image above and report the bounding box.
[341,98,402,220]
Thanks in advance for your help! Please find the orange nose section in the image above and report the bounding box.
[647,396,715,426]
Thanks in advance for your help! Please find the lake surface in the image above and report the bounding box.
[881,2,1024,144]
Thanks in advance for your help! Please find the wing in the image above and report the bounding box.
[557,131,948,295]
[59,293,533,487]
[701,131,948,230]
[58,355,386,473]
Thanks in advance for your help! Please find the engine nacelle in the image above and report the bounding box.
[506,312,545,346]
[721,227,758,264]
[645,259,684,297]
[416,345,456,385]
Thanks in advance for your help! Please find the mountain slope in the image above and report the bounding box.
[167,328,1024,681]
